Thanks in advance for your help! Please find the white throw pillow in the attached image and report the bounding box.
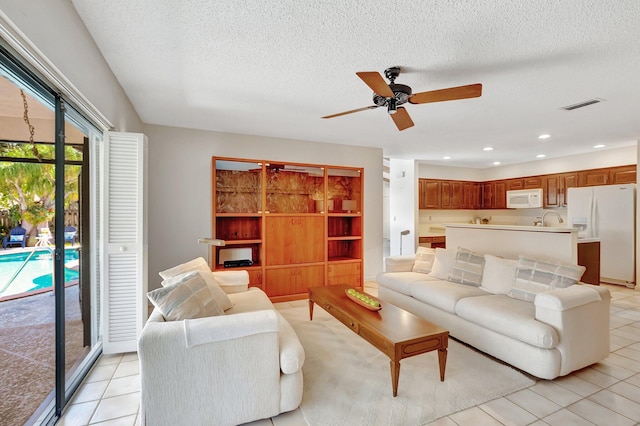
[480,254,518,294]
[412,247,436,274]
[510,256,586,302]
[162,270,233,311]
[427,248,457,280]
[447,247,486,287]
[148,272,224,321]
[158,257,210,280]
[160,258,233,310]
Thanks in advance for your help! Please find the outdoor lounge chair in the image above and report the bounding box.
[64,226,77,245]
[3,226,27,249]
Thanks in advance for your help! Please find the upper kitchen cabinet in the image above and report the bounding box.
[463,182,481,209]
[441,181,464,209]
[578,165,637,187]
[544,172,578,208]
[419,179,441,209]
[610,165,636,184]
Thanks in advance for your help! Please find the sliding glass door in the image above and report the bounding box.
[0,45,102,425]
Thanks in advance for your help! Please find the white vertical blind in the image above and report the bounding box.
[101,131,148,354]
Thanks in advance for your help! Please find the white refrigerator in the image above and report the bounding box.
[567,184,636,287]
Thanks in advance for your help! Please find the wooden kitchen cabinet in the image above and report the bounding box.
[577,241,600,285]
[544,172,579,207]
[417,165,635,211]
[419,235,446,248]
[610,165,636,184]
[579,169,610,187]
[419,179,441,209]
[481,182,493,208]
[463,182,481,209]
[494,181,507,208]
[523,176,543,188]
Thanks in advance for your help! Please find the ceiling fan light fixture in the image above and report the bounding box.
[387,98,397,115]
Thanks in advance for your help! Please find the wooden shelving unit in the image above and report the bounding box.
[212,157,363,301]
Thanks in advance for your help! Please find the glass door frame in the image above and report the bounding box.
[0,43,103,425]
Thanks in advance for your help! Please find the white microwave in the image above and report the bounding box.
[506,188,543,208]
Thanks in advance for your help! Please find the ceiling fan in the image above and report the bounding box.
[322,66,482,131]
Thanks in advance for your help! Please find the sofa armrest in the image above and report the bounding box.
[184,309,278,347]
[384,255,416,272]
[276,311,305,374]
[534,284,610,376]
[534,284,604,311]
[138,310,282,425]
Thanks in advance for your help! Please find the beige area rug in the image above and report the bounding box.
[278,304,536,426]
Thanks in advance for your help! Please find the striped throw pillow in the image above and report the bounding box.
[447,248,486,287]
[510,257,586,302]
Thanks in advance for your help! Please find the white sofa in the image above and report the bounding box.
[138,259,305,426]
[376,248,611,380]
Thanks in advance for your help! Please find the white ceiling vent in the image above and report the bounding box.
[561,98,604,111]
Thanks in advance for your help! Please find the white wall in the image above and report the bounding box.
[418,145,637,181]
[0,0,143,132]
[389,159,418,255]
[144,124,384,290]
[0,3,385,290]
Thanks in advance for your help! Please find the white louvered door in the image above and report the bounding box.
[101,131,148,354]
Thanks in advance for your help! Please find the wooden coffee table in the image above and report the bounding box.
[308,285,449,397]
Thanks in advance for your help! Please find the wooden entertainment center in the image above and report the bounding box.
[212,157,364,302]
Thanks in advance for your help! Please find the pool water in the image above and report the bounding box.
[0,248,79,298]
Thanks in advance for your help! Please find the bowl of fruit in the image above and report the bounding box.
[345,288,382,311]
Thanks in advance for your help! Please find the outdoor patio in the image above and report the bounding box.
[0,283,87,425]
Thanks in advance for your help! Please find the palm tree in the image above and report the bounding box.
[0,142,81,238]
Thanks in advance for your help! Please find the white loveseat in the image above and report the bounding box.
[376,248,610,380]
[138,258,305,426]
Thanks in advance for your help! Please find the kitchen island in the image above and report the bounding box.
[445,223,580,264]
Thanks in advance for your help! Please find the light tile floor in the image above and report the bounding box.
[57,283,640,425]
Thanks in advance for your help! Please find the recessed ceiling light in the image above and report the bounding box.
[493,161,501,165]
[443,156,451,160]
[483,147,493,151]
[536,154,546,158]
[538,134,551,139]
[593,144,606,149]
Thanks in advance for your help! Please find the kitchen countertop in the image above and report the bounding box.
[444,223,578,233]
[577,237,601,243]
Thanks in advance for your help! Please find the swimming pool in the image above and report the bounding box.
[0,248,79,299]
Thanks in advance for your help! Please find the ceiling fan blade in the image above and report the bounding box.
[322,105,379,119]
[356,71,395,98]
[391,107,414,131]
[409,83,482,104]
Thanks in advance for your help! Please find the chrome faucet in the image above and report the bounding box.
[541,210,564,226]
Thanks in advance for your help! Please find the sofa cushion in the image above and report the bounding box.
[480,255,518,295]
[147,272,224,321]
[456,294,559,349]
[412,247,436,274]
[377,271,440,296]
[510,257,586,302]
[428,248,457,280]
[447,247,485,287]
[410,279,488,314]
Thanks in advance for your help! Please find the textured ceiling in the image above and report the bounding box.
[70,0,640,168]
